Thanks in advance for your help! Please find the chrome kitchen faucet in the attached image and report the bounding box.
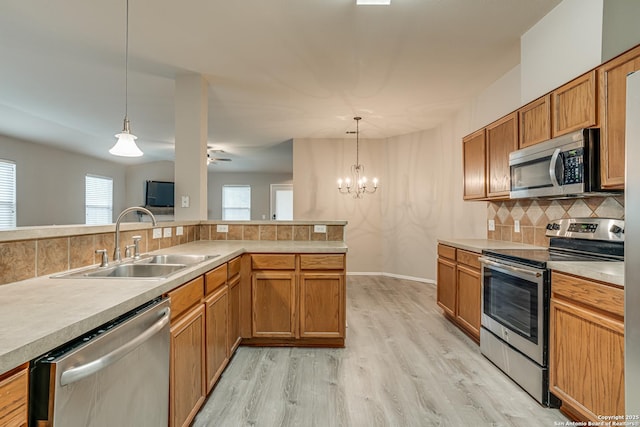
[113,206,157,262]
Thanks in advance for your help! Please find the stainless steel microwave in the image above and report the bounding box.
[509,128,614,199]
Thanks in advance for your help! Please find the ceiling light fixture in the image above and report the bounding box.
[109,0,143,157]
[337,117,378,198]
[356,0,391,5]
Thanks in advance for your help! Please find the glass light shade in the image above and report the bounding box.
[110,131,143,157]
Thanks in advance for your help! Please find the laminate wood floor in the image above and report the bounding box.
[193,275,567,427]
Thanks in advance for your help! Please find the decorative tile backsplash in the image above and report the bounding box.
[487,196,624,246]
[199,223,344,242]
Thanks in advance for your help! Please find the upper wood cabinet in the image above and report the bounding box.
[462,129,486,200]
[598,44,640,189]
[552,70,597,137]
[486,112,518,198]
[519,94,551,148]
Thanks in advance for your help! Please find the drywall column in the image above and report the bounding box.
[174,73,208,220]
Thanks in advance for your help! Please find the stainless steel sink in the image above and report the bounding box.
[137,254,219,266]
[83,263,187,278]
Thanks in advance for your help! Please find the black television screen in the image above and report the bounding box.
[145,180,174,207]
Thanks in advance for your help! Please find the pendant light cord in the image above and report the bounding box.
[125,0,129,119]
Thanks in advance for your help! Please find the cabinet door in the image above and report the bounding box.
[436,257,456,318]
[598,45,640,189]
[170,305,206,427]
[299,272,345,338]
[519,94,551,148]
[0,364,28,427]
[552,70,597,137]
[204,286,228,393]
[550,298,624,421]
[456,264,481,340]
[252,272,297,338]
[228,275,242,354]
[486,112,518,198]
[462,129,486,200]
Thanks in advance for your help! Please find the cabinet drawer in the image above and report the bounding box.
[551,271,623,318]
[251,254,295,270]
[300,254,345,270]
[437,244,456,260]
[205,264,227,296]
[228,256,241,278]
[456,250,480,269]
[0,364,28,427]
[168,276,204,321]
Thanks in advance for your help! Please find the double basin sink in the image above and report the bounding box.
[54,254,219,279]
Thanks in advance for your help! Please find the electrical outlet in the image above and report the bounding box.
[314,225,327,233]
[488,220,495,231]
[217,224,229,233]
[176,226,184,236]
[163,227,172,238]
[514,220,521,233]
[152,228,162,239]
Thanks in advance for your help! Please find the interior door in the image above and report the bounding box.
[270,184,293,220]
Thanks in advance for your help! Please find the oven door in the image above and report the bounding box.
[479,257,547,365]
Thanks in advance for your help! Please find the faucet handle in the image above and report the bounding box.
[124,244,136,259]
[95,249,109,267]
[132,235,142,259]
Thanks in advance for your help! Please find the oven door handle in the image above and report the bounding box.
[478,257,543,278]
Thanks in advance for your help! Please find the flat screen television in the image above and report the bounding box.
[145,180,175,207]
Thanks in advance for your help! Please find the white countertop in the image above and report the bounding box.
[0,240,347,375]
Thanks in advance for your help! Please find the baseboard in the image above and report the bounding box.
[346,271,435,285]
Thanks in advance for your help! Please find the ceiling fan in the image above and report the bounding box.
[207,148,232,165]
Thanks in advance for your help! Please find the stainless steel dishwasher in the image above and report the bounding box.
[29,297,171,427]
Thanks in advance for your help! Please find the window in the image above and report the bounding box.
[86,175,113,225]
[0,160,16,229]
[222,185,251,220]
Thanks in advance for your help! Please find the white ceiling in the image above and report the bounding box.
[0,0,561,172]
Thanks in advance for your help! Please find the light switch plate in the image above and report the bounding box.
[152,228,162,239]
[163,227,172,238]
[514,220,521,233]
[217,224,229,233]
[314,225,327,233]
[488,220,495,231]
[176,226,184,236]
[181,196,189,208]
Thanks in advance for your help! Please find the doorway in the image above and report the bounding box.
[270,184,293,220]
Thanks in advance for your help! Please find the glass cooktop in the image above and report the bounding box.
[483,246,623,269]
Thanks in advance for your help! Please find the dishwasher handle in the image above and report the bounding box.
[478,257,542,278]
[60,306,170,386]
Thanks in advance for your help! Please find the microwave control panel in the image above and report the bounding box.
[562,148,584,184]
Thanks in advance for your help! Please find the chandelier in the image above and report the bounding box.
[337,117,378,198]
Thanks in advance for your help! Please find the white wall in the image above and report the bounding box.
[0,134,126,226]
[208,172,293,220]
[521,0,604,103]
[602,0,640,61]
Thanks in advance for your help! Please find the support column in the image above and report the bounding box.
[174,73,208,221]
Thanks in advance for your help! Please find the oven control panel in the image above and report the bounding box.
[546,218,624,241]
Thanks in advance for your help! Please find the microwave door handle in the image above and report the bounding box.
[549,148,563,187]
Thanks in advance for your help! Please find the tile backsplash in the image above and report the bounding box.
[487,196,624,246]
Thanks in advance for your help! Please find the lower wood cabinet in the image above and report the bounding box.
[550,271,624,422]
[299,272,345,338]
[436,244,481,343]
[228,274,242,353]
[0,363,28,427]
[204,286,229,393]
[252,271,297,338]
[170,304,206,427]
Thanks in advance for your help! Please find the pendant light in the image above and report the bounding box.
[109,0,143,157]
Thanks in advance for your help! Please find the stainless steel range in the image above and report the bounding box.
[479,217,624,406]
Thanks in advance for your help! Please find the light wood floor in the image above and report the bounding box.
[193,275,567,427]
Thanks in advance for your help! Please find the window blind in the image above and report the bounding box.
[0,160,16,229]
[222,185,251,220]
[86,175,113,225]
